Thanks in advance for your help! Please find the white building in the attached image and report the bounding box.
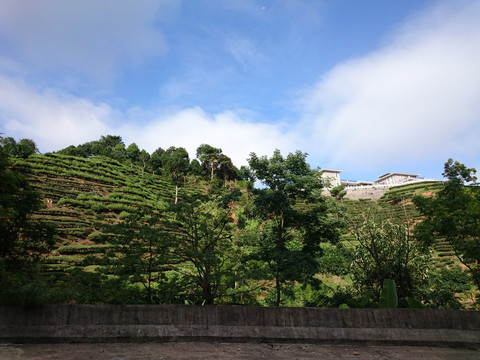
[320,169,342,188]
[374,172,420,186]
[341,180,374,187]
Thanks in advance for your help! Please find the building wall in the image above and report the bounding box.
[343,187,389,200]
[321,171,341,188]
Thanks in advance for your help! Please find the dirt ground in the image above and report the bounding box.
[1,342,479,360]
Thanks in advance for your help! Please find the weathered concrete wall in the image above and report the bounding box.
[344,187,389,200]
[1,305,479,347]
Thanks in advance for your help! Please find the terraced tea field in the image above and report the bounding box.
[12,154,465,295]
[13,153,194,274]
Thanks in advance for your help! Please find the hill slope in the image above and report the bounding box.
[13,153,190,273]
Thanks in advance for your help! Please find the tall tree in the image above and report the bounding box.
[414,159,480,290]
[189,159,203,177]
[139,149,150,176]
[248,150,340,306]
[99,135,123,150]
[149,147,165,174]
[196,144,234,182]
[162,194,239,305]
[112,143,126,161]
[126,143,140,165]
[161,147,190,203]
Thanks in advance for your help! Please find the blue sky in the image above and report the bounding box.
[0,0,479,182]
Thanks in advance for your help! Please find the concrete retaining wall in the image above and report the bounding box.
[1,305,479,347]
[344,187,389,200]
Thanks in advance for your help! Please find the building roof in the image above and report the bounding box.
[320,169,343,174]
[376,172,419,180]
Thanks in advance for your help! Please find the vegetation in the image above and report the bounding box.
[247,150,341,306]
[348,204,430,307]
[415,159,480,291]
[1,134,478,308]
[0,144,55,304]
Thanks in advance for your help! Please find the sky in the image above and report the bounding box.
[0,0,479,182]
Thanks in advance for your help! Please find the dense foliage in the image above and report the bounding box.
[0,143,55,304]
[247,150,341,306]
[1,134,478,308]
[415,159,480,291]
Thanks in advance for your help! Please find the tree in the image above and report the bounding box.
[0,145,55,303]
[139,149,150,175]
[348,204,430,307]
[414,159,480,291]
[112,143,126,161]
[16,139,38,158]
[126,143,140,165]
[330,185,347,200]
[247,150,340,306]
[57,135,124,159]
[98,210,175,304]
[161,147,190,203]
[0,137,38,158]
[162,194,239,305]
[149,147,165,174]
[99,135,123,150]
[189,159,203,177]
[237,165,254,182]
[196,144,234,182]
[90,135,123,157]
[0,136,17,155]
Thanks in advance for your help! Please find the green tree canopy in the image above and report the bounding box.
[57,135,124,158]
[98,210,175,304]
[161,147,190,203]
[0,136,38,158]
[247,149,340,306]
[348,204,430,307]
[161,147,190,180]
[414,159,480,291]
[149,147,165,174]
[126,143,140,164]
[162,194,240,305]
[196,144,235,182]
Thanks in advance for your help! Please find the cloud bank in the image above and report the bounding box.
[0,0,171,81]
[0,75,296,165]
[301,0,480,173]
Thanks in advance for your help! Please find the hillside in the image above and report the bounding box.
[12,153,196,274]
[341,181,465,272]
[21,155,442,273]
[8,153,475,308]
[12,155,455,275]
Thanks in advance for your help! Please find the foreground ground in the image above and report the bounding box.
[1,342,479,360]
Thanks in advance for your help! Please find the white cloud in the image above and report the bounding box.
[120,107,297,166]
[0,75,297,166]
[0,75,116,151]
[301,0,480,172]
[0,0,174,81]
